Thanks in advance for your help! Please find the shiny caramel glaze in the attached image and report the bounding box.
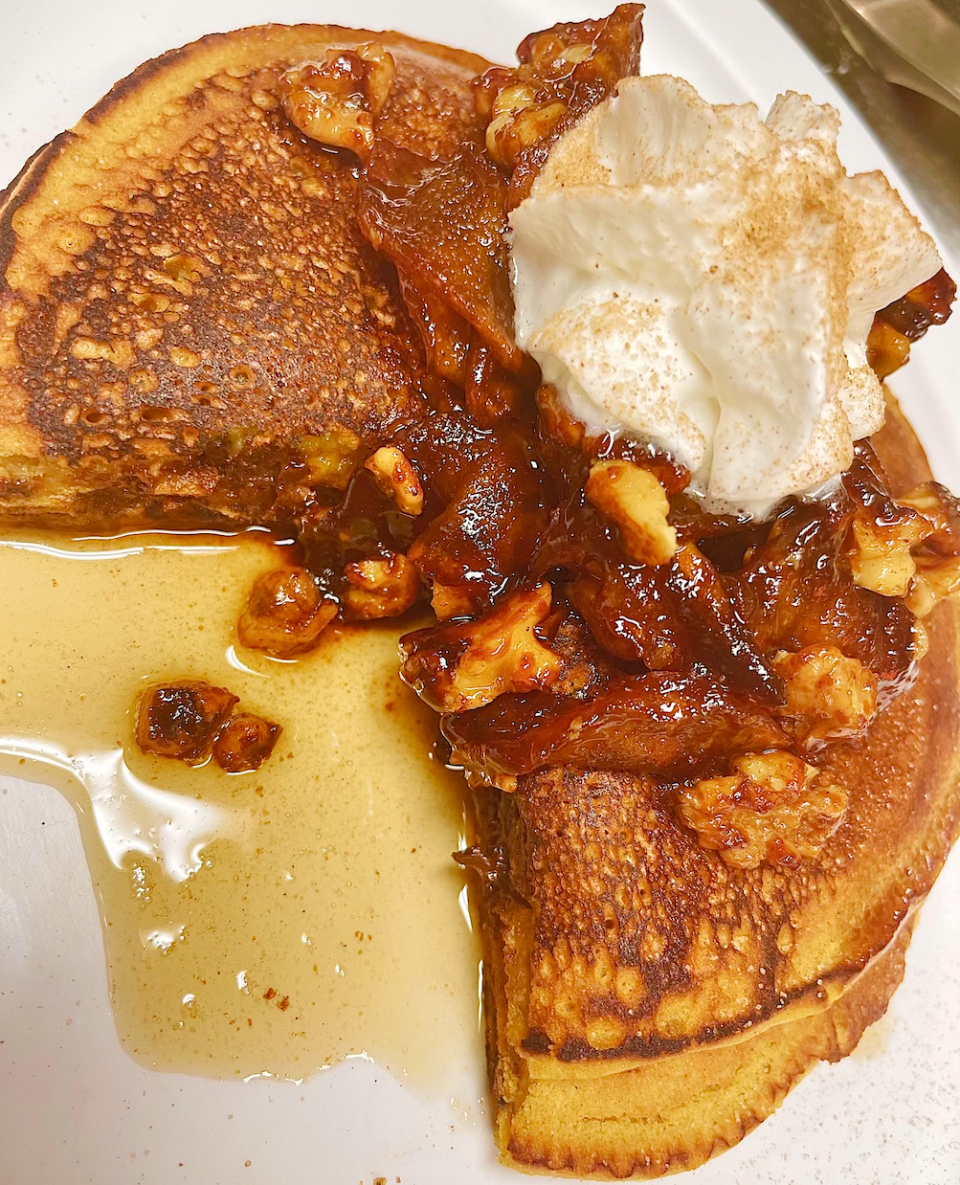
[0,26,489,527]
[468,402,960,1177]
[868,267,957,379]
[403,412,943,795]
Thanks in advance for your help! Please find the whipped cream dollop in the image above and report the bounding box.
[509,75,942,515]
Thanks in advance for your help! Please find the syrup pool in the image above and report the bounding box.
[0,529,481,1086]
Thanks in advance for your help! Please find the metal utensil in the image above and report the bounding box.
[827,0,960,112]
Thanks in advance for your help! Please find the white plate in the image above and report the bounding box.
[1,3,958,1183]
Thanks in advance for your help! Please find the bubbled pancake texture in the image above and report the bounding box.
[0,29,485,515]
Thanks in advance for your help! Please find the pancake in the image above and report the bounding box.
[0,25,488,528]
[1,7,957,1179]
[469,401,960,1177]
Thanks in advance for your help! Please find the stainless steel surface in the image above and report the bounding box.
[765,0,960,258]
[831,0,960,111]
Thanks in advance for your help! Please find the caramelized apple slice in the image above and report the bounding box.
[443,672,786,783]
[359,140,521,369]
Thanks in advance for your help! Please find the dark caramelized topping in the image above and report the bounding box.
[135,681,281,773]
[360,140,521,370]
[874,267,956,341]
[238,566,337,657]
[443,673,786,787]
[271,7,956,870]
[867,267,956,379]
[213,713,283,773]
[731,451,918,690]
[453,842,512,891]
[136,681,238,764]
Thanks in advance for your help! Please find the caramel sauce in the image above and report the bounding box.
[0,529,481,1086]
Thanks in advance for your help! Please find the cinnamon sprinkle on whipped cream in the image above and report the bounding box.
[509,75,942,516]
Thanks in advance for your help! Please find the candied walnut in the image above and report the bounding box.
[772,645,878,742]
[585,460,677,566]
[136,681,238,764]
[474,5,643,206]
[907,554,960,618]
[401,584,561,713]
[431,581,475,621]
[849,478,960,611]
[213,713,282,773]
[280,44,396,160]
[677,751,847,870]
[238,567,337,658]
[344,553,420,618]
[890,481,960,617]
[485,82,566,170]
[364,446,424,516]
[898,481,960,543]
[848,504,931,597]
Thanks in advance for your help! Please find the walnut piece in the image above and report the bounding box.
[280,44,396,161]
[430,581,475,621]
[585,460,677,566]
[848,505,931,596]
[907,554,960,618]
[772,645,878,742]
[485,82,566,170]
[676,751,847,870]
[136,682,282,773]
[898,481,960,540]
[849,482,960,613]
[213,713,282,773]
[344,553,420,619]
[473,6,642,193]
[238,567,338,657]
[401,583,562,712]
[364,446,424,516]
[136,681,238,764]
[897,482,960,617]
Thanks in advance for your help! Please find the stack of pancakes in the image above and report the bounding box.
[0,19,957,1180]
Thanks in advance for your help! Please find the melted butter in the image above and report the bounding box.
[0,529,481,1086]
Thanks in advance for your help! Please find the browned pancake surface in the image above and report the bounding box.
[0,25,489,525]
